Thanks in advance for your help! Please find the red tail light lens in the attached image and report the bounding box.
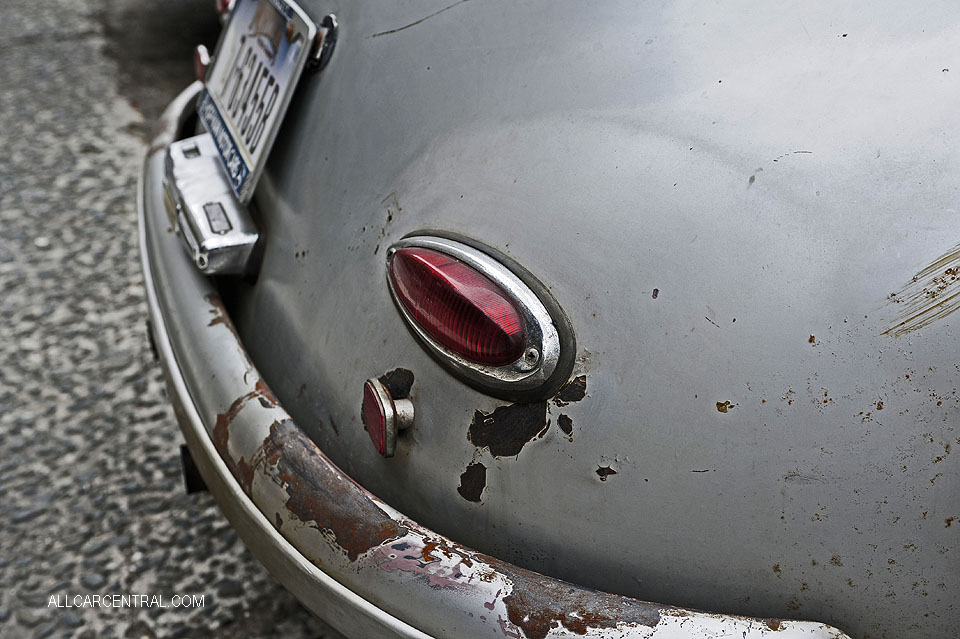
[389,247,525,366]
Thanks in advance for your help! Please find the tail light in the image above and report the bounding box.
[386,236,574,399]
[388,247,525,366]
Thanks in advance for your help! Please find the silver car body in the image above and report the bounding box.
[141,1,959,638]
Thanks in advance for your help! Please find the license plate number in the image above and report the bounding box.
[198,0,316,202]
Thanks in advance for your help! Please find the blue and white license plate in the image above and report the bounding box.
[198,0,316,203]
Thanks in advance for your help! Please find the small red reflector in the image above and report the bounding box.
[361,378,414,457]
[362,380,388,456]
[389,247,525,366]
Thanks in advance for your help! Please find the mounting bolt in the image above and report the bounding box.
[309,14,338,72]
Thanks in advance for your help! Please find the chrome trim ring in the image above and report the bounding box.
[386,236,562,397]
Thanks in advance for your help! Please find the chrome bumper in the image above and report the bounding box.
[138,82,852,639]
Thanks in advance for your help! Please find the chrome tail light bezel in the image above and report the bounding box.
[386,234,575,400]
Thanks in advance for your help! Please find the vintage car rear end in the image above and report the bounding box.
[140,1,959,637]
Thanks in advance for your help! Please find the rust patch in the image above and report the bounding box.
[596,465,617,481]
[236,457,256,494]
[205,293,258,368]
[206,293,241,340]
[830,554,844,566]
[946,517,955,528]
[261,420,407,561]
[502,569,660,639]
[883,244,960,337]
[808,335,816,344]
[212,382,275,493]
[554,376,587,406]
[557,414,574,437]
[378,368,415,399]
[468,402,547,457]
[457,463,486,503]
[765,618,783,631]
[716,400,735,413]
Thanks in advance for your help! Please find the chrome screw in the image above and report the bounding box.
[520,347,540,369]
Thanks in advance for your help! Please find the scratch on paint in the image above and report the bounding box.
[883,243,960,337]
[370,0,470,38]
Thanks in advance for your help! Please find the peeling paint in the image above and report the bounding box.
[458,462,487,502]
[378,367,415,399]
[211,379,276,493]
[261,420,408,561]
[378,538,476,588]
[502,570,660,639]
[554,375,587,406]
[596,465,618,481]
[468,402,547,457]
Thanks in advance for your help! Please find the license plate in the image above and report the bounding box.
[198,0,316,203]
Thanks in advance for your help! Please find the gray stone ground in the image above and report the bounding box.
[0,1,339,637]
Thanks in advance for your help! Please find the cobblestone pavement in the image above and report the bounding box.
[0,1,339,637]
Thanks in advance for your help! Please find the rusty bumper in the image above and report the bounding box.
[138,82,852,639]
